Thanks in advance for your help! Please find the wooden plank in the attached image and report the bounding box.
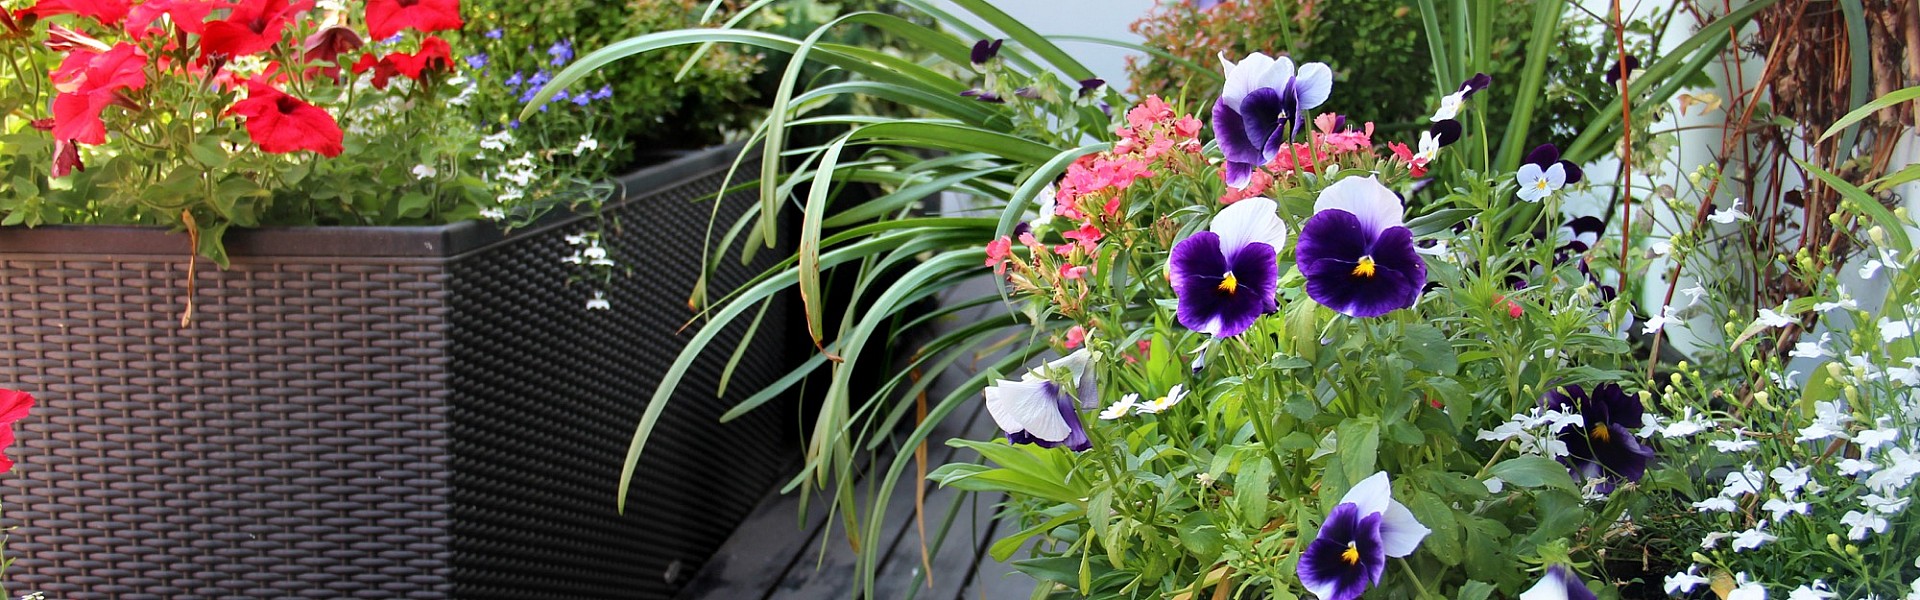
[670,457,834,600]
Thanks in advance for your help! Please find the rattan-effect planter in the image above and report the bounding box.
[0,143,801,599]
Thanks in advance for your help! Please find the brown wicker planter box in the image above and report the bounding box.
[0,143,801,599]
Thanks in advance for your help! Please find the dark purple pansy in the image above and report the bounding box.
[1521,565,1599,600]
[1604,55,1639,87]
[1525,143,1585,185]
[970,38,1003,65]
[1298,472,1429,600]
[1077,78,1105,98]
[1295,176,1427,318]
[1544,382,1654,493]
[1430,73,1491,121]
[1169,197,1289,337]
[1213,52,1332,187]
[984,350,1095,452]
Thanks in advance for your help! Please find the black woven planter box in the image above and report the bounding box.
[0,144,802,599]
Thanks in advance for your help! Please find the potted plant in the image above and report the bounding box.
[0,1,797,597]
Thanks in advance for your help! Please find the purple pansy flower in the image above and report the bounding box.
[1430,72,1490,121]
[1297,471,1430,600]
[1295,176,1427,317]
[1516,144,1584,202]
[1077,78,1105,99]
[1520,565,1599,600]
[970,38,1003,65]
[548,39,573,66]
[1604,55,1639,87]
[1168,197,1289,337]
[1544,382,1654,493]
[1213,52,1332,187]
[983,350,1096,452]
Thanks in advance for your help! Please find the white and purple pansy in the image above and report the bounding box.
[1297,471,1431,600]
[1544,382,1654,493]
[983,349,1097,452]
[1168,197,1289,337]
[1515,143,1585,202]
[1213,52,1333,187]
[1295,176,1428,318]
[1414,119,1464,164]
[1430,72,1491,122]
[1520,565,1599,600]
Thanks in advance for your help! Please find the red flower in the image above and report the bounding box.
[51,138,85,177]
[22,0,130,26]
[50,42,148,145]
[200,0,312,58]
[364,0,461,41]
[384,35,452,78]
[125,0,218,39]
[301,23,362,63]
[0,389,35,474]
[227,79,343,156]
[349,52,399,88]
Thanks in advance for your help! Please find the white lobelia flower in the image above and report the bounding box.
[1797,401,1853,442]
[1728,573,1767,600]
[1860,248,1903,280]
[1681,284,1707,306]
[1731,521,1777,551]
[1890,358,1920,387]
[1757,305,1798,328]
[1700,531,1733,548]
[1642,304,1680,335]
[585,291,611,310]
[1856,424,1900,455]
[1708,197,1751,224]
[1515,161,1568,203]
[1837,458,1879,476]
[1712,429,1760,452]
[1693,497,1738,513]
[1815,297,1859,312]
[1862,493,1912,515]
[1135,384,1188,414]
[1720,464,1767,498]
[1789,332,1832,359]
[1030,185,1058,231]
[1843,509,1889,539]
[573,135,599,156]
[1789,581,1837,600]
[412,164,438,180]
[1098,393,1140,420]
[1762,498,1810,520]
[1771,464,1812,498]
[1664,566,1711,595]
[1881,317,1915,341]
[479,207,506,220]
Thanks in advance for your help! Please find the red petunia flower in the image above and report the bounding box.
[199,0,312,59]
[125,0,218,39]
[349,52,399,89]
[49,42,148,145]
[301,23,362,63]
[22,0,131,26]
[384,35,451,79]
[364,0,461,41]
[0,389,35,474]
[226,79,343,156]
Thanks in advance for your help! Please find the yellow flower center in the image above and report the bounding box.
[1591,424,1612,443]
[1536,178,1551,190]
[1218,272,1239,294]
[1351,256,1377,278]
[1341,541,1360,565]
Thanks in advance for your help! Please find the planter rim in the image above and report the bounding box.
[0,142,749,260]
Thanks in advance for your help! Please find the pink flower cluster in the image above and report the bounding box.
[1219,113,1377,204]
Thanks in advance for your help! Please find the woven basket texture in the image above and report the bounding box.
[0,146,798,599]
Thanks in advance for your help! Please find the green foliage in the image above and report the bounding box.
[462,0,765,165]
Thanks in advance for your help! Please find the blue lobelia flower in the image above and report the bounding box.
[1213,52,1332,187]
[983,350,1097,452]
[571,92,591,107]
[503,70,524,88]
[1297,471,1430,600]
[1515,143,1584,202]
[1295,176,1427,318]
[485,28,503,39]
[1544,382,1654,493]
[465,53,489,70]
[1520,565,1599,600]
[1168,197,1290,337]
[590,85,613,101]
[548,39,573,66]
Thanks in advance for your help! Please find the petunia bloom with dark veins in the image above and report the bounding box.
[1519,565,1599,600]
[1544,382,1654,493]
[1168,197,1289,337]
[1295,176,1427,317]
[983,350,1096,452]
[1213,52,1332,187]
[1297,471,1430,600]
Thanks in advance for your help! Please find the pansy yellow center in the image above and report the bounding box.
[1351,256,1377,278]
[1535,178,1551,190]
[1591,424,1612,443]
[1218,272,1239,294]
[1341,541,1360,565]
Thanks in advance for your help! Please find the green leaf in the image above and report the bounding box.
[1175,511,1225,557]
[1235,456,1273,526]
[1407,491,1461,565]
[1792,156,1912,254]
[1400,324,1458,374]
[988,510,1083,562]
[188,138,229,169]
[1457,580,1498,600]
[1334,418,1381,486]
[1010,556,1082,586]
[1489,456,1575,491]
[396,192,430,219]
[1819,87,1917,143]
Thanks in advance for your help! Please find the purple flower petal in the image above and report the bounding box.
[1459,72,1492,97]
[1297,210,1426,318]
[1237,87,1291,161]
[1170,232,1278,337]
[1524,565,1599,600]
[1298,503,1386,600]
[1546,383,1655,492]
[1525,143,1562,168]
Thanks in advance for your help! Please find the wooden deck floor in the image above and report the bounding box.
[674,278,1043,600]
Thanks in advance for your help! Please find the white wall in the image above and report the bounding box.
[925,0,1156,87]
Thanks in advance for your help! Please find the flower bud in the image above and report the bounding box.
[1692,552,1711,564]
[1869,226,1888,246]
[1753,391,1769,405]
[1827,362,1846,380]
[1671,372,1684,386]
[1844,385,1859,404]
[1749,359,1763,371]
[1896,207,1910,223]
[1828,213,1845,227]
[1639,390,1653,403]
[1846,544,1861,557]
[1827,534,1842,553]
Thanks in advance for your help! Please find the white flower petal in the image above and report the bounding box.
[983,379,1069,442]
[1340,471,1393,518]
[1377,499,1430,557]
[1313,175,1405,233]
[1211,197,1290,257]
